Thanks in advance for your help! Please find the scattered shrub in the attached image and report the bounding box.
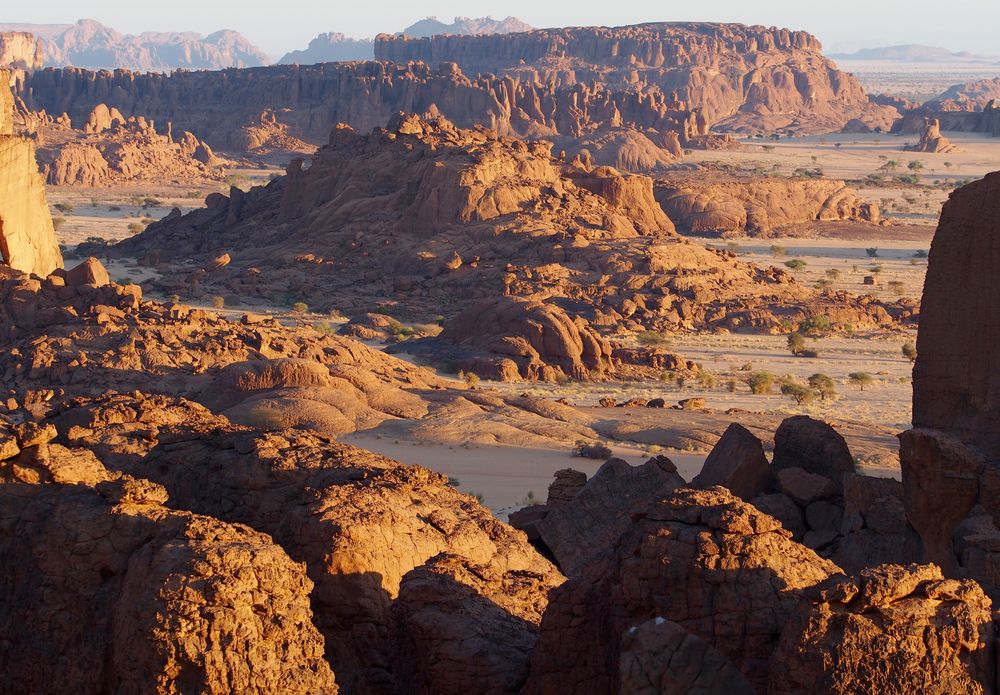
[574,441,613,460]
[902,341,917,362]
[746,371,775,395]
[637,330,671,347]
[784,259,807,270]
[291,302,308,314]
[211,295,225,309]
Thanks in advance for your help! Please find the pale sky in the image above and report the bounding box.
[4,0,998,59]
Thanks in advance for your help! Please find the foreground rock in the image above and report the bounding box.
[0,476,337,693]
[903,171,1000,596]
[43,392,563,694]
[771,564,994,694]
[525,487,840,692]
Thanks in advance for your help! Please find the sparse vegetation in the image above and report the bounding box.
[636,330,671,347]
[458,370,481,389]
[574,441,613,460]
[746,371,776,395]
[902,341,917,363]
[784,259,807,270]
[211,295,225,309]
[54,202,75,213]
[291,302,309,314]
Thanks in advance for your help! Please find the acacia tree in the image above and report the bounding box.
[808,373,837,400]
[849,372,874,391]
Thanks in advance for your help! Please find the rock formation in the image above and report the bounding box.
[655,173,880,236]
[0,31,44,70]
[525,487,841,692]
[902,171,1000,596]
[17,21,894,160]
[278,32,374,64]
[401,16,533,38]
[93,113,906,347]
[906,117,957,153]
[770,564,994,694]
[436,297,614,381]
[0,68,62,276]
[375,22,890,134]
[30,103,228,186]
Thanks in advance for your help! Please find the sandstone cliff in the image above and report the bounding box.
[375,22,886,134]
[901,171,1000,600]
[0,68,62,276]
[0,31,44,70]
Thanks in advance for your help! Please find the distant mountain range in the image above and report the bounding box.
[0,19,271,71]
[830,44,1000,64]
[1,16,534,72]
[276,16,533,65]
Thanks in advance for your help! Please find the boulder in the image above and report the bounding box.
[772,415,856,493]
[533,456,685,576]
[64,257,110,287]
[692,422,770,499]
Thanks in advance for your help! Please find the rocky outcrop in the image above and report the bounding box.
[906,117,957,153]
[0,68,62,276]
[924,78,1000,112]
[770,564,994,694]
[93,112,907,340]
[525,487,840,692]
[902,171,1000,597]
[0,31,44,70]
[375,22,886,134]
[437,296,614,382]
[531,456,685,576]
[655,174,880,236]
[0,474,338,693]
[43,393,563,694]
[32,103,228,186]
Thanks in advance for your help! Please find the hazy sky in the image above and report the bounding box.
[4,0,998,58]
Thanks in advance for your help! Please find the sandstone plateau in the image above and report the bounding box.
[15,21,896,161]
